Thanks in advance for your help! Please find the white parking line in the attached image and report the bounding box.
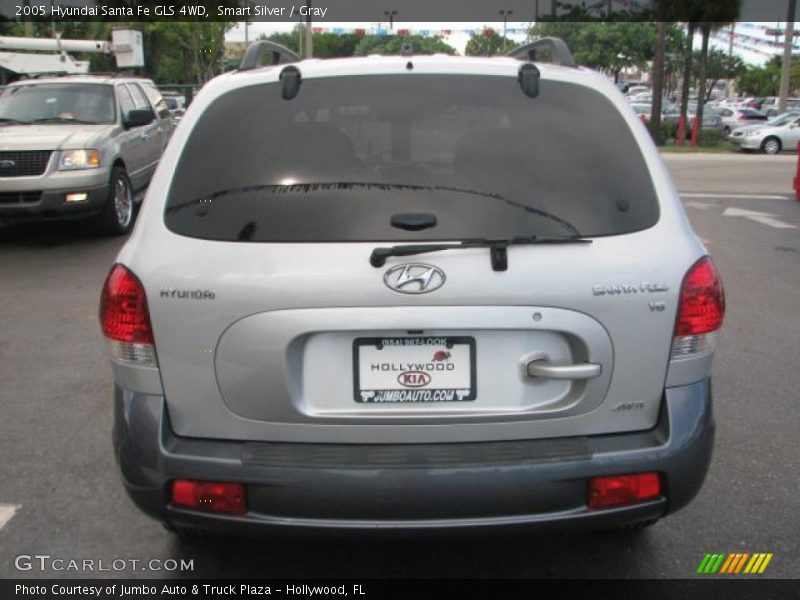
[684,202,717,210]
[0,504,20,531]
[722,207,798,229]
[681,192,792,201]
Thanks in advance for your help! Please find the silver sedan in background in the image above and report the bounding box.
[728,111,800,154]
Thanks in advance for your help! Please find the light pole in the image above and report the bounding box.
[778,2,797,114]
[384,10,398,31]
[242,0,250,44]
[499,10,513,52]
[304,0,313,59]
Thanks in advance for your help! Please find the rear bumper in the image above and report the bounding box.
[113,379,714,533]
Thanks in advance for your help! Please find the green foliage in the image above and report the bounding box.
[147,23,234,83]
[698,129,728,145]
[464,30,515,57]
[312,33,362,58]
[652,120,674,146]
[259,30,301,55]
[530,22,658,78]
[691,48,743,100]
[737,55,800,97]
[263,29,361,58]
[353,35,456,56]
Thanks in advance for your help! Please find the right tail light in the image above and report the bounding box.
[672,256,725,358]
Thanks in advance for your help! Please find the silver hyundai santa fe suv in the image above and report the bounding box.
[101,40,725,534]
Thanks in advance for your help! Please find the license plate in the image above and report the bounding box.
[353,336,476,403]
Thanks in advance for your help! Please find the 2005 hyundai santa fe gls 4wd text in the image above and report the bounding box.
[101,39,725,535]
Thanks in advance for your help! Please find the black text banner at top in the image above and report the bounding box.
[1,0,790,22]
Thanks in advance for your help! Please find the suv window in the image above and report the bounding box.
[127,83,150,111]
[117,85,136,121]
[165,75,659,242]
[0,83,116,124]
[141,82,170,120]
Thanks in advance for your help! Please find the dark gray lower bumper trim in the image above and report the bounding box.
[113,379,714,532]
[242,436,591,470]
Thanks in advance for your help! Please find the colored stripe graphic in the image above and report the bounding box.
[705,553,725,573]
[758,554,773,573]
[701,554,719,574]
[745,554,762,573]
[697,554,713,574]
[720,553,737,573]
[719,554,736,573]
[699,552,773,574]
[734,553,750,573]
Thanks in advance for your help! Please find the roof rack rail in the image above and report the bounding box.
[23,72,135,79]
[507,37,576,68]
[239,41,300,72]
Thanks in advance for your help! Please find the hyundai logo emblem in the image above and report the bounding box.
[0,160,16,168]
[383,263,446,294]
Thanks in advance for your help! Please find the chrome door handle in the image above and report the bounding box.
[526,360,602,380]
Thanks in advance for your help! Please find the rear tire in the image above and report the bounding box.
[761,136,781,155]
[97,166,135,236]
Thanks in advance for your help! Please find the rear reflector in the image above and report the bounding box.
[99,264,157,367]
[588,473,662,509]
[172,480,247,515]
[672,256,725,359]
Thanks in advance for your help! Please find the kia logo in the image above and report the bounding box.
[398,371,431,388]
[0,160,16,168]
[383,263,445,294]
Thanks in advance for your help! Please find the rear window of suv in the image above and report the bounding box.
[165,74,659,242]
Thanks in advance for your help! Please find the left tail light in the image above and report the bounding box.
[99,264,157,367]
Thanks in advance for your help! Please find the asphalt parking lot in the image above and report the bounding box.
[0,154,798,579]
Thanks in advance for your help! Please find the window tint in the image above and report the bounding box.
[0,83,116,124]
[141,82,170,119]
[165,75,659,242]
[117,85,135,121]
[127,83,150,111]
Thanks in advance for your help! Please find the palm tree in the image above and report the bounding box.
[649,2,668,144]
[694,1,742,141]
[673,0,707,143]
[678,21,697,142]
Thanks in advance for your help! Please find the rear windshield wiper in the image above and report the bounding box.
[370,235,592,272]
